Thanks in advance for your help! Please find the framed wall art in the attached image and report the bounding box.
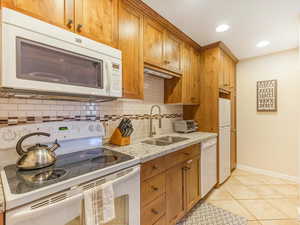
[256,80,277,112]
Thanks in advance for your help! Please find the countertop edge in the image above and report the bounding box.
[139,134,217,163]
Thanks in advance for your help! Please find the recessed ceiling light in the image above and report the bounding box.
[216,24,230,32]
[256,40,270,48]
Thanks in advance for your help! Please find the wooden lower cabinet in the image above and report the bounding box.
[185,156,201,212]
[165,162,185,225]
[141,144,201,225]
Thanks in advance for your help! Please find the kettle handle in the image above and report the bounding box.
[16,132,50,156]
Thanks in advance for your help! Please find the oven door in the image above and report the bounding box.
[1,23,120,97]
[5,166,140,225]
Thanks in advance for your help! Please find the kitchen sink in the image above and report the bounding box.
[142,136,189,146]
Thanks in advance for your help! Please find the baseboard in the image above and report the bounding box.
[237,164,299,183]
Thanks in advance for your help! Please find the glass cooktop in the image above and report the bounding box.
[4,148,133,194]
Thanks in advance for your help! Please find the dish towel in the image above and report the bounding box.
[83,181,115,225]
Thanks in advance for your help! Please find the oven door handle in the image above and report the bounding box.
[112,166,140,186]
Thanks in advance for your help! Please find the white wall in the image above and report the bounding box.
[237,48,300,178]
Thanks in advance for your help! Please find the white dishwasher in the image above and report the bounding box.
[201,138,217,198]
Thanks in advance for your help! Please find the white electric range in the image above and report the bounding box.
[0,121,140,225]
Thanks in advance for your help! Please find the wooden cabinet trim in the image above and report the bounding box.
[201,41,238,63]
[122,0,201,51]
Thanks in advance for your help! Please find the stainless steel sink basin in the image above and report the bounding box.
[142,136,189,146]
[156,136,189,143]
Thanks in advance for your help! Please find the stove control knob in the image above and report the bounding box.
[2,129,17,141]
[88,124,95,132]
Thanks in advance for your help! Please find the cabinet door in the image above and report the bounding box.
[190,48,200,104]
[163,31,182,74]
[6,0,74,30]
[75,0,118,47]
[182,45,200,104]
[166,163,185,225]
[182,44,193,104]
[144,18,164,67]
[118,1,144,99]
[185,156,201,212]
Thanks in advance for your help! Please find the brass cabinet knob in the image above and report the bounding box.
[152,165,158,170]
[77,24,83,32]
[151,209,159,215]
[66,19,73,28]
[151,186,158,191]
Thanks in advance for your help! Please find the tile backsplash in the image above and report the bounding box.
[0,75,183,141]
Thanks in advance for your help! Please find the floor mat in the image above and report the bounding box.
[177,202,248,225]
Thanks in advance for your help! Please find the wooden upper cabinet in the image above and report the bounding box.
[164,44,200,105]
[163,31,182,74]
[144,17,165,67]
[219,50,235,91]
[75,0,118,47]
[118,1,144,99]
[3,0,75,30]
[185,156,201,212]
[144,17,183,75]
[166,162,185,225]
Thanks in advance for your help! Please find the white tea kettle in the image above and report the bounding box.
[16,132,60,170]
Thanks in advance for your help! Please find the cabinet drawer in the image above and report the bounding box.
[165,144,200,169]
[142,173,166,207]
[141,194,166,225]
[141,156,166,181]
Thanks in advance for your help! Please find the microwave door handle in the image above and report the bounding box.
[105,61,111,94]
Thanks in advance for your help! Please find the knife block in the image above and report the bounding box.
[110,128,131,146]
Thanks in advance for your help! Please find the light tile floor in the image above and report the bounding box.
[205,169,300,225]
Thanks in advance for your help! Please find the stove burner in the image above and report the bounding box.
[32,169,67,184]
[91,155,119,164]
[17,168,68,185]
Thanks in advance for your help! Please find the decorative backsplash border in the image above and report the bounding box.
[0,113,182,127]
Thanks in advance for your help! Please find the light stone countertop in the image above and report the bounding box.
[0,131,217,212]
[105,131,218,163]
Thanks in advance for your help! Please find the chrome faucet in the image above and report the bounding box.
[149,105,162,137]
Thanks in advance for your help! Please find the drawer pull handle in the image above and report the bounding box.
[151,186,158,191]
[184,152,190,156]
[152,165,158,170]
[151,209,159,215]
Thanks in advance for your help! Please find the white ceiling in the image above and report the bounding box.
[142,0,300,60]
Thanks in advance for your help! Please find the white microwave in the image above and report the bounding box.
[0,8,122,98]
